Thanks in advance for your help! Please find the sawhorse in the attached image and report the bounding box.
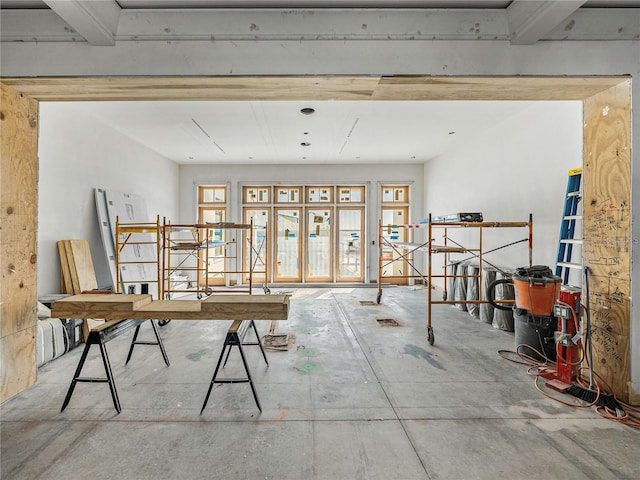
[61,319,169,413]
[201,320,268,413]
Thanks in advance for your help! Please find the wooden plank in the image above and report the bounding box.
[582,79,632,402]
[0,82,38,403]
[52,294,153,319]
[201,294,290,320]
[57,240,72,294]
[67,239,98,292]
[63,240,81,294]
[373,76,626,101]
[0,75,625,102]
[51,294,290,321]
[0,76,382,102]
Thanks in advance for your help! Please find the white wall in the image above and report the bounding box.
[179,163,424,282]
[37,103,180,295]
[424,102,583,287]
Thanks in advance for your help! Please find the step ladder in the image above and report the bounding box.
[555,168,583,285]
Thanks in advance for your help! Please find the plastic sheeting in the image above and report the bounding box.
[466,263,480,318]
[480,267,497,324]
[453,261,470,311]
[492,270,515,332]
[446,261,459,302]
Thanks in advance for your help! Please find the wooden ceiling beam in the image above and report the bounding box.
[0,75,627,102]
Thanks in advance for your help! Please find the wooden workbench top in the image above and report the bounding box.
[51,294,290,321]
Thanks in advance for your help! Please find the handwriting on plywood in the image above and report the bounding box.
[592,326,623,365]
[584,199,630,275]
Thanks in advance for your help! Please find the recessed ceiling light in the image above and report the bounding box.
[300,107,315,115]
[300,142,311,147]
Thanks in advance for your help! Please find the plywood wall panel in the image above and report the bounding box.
[582,80,632,402]
[0,327,37,402]
[0,82,38,403]
[0,240,37,338]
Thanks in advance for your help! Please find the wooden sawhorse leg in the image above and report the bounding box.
[61,319,170,414]
[125,320,170,366]
[223,319,269,367]
[201,320,263,414]
[61,330,121,413]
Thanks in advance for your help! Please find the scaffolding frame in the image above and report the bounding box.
[376,219,430,304]
[114,215,162,299]
[425,213,533,345]
[162,219,269,299]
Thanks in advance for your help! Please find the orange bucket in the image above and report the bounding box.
[512,266,561,316]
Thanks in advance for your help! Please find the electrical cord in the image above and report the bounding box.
[499,339,640,427]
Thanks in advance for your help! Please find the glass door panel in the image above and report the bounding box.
[381,207,408,285]
[306,208,333,282]
[275,208,301,282]
[337,208,364,282]
[243,208,270,284]
[199,207,226,286]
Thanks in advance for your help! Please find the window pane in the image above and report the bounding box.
[201,186,226,204]
[244,186,270,203]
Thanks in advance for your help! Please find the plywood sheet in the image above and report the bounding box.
[0,241,37,338]
[582,79,632,401]
[0,327,37,402]
[67,239,98,292]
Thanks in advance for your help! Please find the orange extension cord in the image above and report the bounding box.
[497,301,640,428]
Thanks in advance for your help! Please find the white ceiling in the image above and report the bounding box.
[58,100,560,164]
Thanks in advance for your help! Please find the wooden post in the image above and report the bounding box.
[582,79,632,402]
[0,83,39,402]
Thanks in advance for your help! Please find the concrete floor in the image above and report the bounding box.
[1,287,638,480]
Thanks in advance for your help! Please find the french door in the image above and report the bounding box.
[380,206,409,285]
[275,208,302,282]
[337,207,364,282]
[305,208,333,282]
